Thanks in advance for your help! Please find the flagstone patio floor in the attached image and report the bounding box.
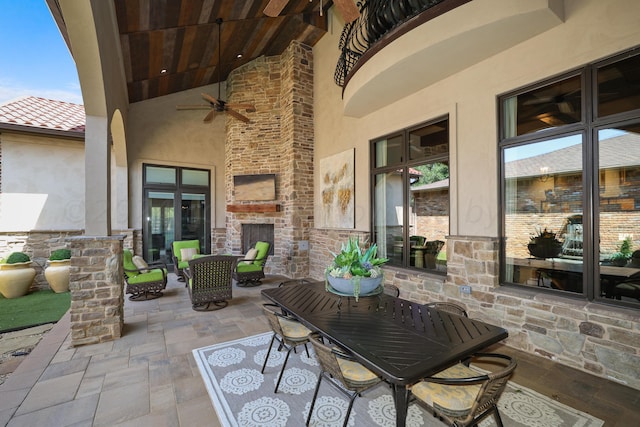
[0,273,638,426]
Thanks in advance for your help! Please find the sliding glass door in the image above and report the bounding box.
[143,165,210,265]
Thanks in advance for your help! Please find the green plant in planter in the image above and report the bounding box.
[0,252,35,298]
[609,237,633,266]
[325,237,389,300]
[326,237,388,279]
[6,252,31,264]
[49,249,71,261]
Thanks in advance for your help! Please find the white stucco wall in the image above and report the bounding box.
[313,0,640,237]
[126,84,227,230]
[0,133,85,230]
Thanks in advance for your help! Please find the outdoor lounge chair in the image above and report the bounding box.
[123,249,168,301]
[306,331,382,427]
[233,241,270,286]
[262,303,312,393]
[426,301,468,317]
[408,353,516,427]
[172,239,201,282]
[186,255,235,311]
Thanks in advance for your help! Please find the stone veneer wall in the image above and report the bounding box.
[67,235,124,346]
[224,41,314,278]
[0,230,136,291]
[310,232,640,389]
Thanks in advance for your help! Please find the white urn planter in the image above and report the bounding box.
[45,259,71,293]
[0,262,36,299]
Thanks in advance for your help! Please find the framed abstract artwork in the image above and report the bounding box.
[319,149,355,228]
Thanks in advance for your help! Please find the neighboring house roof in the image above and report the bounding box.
[0,96,85,137]
[505,134,640,178]
[412,178,449,192]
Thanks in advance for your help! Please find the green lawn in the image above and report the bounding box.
[0,290,70,333]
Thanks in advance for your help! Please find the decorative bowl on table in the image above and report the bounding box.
[325,237,388,301]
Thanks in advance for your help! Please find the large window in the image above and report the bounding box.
[500,47,640,309]
[371,117,449,272]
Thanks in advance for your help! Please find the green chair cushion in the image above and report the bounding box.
[172,240,200,262]
[236,263,263,273]
[126,268,166,284]
[253,241,270,266]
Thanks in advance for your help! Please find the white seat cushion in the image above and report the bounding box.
[241,248,259,265]
[180,247,198,261]
[410,363,482,418]
[132,255,149,273]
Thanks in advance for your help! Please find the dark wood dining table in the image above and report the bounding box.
[261,281,508,427]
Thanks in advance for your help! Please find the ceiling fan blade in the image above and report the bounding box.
[201,93,221,105]
[203,109,215,122]
[264,0,289,17]
[226,108,251,123]
[176,105,211,110]
[334,0,360,23]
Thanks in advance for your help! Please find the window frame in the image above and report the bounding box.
[498,46,640,309]
[370,115,450,273]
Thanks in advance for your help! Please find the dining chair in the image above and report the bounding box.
[278,278,313,287]
[306,331,383,427]
[383,284,400,297]
[186,255,234,311]
[262,303,312,393]
[426,301,468,317]
[408,352,516,427]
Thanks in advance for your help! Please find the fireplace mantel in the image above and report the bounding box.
[227,204,281,213]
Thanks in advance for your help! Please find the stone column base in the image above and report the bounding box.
[66,235,125,346]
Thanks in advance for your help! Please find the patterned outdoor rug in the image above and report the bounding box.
[193,332,604,427]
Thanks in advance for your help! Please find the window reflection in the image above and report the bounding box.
[598,125,640,301]
[500,47,640,308]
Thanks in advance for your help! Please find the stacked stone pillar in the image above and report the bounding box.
[66,235,124,346]
[225,41,314,278]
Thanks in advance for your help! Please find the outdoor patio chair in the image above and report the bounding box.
[172,239,201,282]
[426,301,468,317]
[306,331,383,427]
[186,255,235,311]
[122,249,168,301]
[383,284,400,297]
[408,353,516,427]
[262,303,312,393]
[233,241,270,287]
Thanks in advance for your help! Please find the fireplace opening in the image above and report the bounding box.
[242,224,274,254]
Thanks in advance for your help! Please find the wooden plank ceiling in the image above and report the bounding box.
[113,0,331,103]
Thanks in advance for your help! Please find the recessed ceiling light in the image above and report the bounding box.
[160,69,167,74]
[236,53,243,59]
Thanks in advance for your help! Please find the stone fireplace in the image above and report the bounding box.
[223,41,314,278]
[242,224,274,254]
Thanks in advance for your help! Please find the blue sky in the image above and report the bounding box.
[0,0,82,105]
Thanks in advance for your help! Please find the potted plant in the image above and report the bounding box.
[0,252,36,298]
[45,248,72,293]
[608,237,633,267]
[527,228,563,259]
[325,237,388,301]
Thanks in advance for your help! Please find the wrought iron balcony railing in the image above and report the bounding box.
[334,0,467,88]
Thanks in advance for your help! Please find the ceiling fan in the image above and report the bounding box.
[264,0,360,23]
[175,19,255,123]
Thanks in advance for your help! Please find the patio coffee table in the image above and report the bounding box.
[262,282,508,427]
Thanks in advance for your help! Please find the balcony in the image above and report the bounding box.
[337,0,565,117]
